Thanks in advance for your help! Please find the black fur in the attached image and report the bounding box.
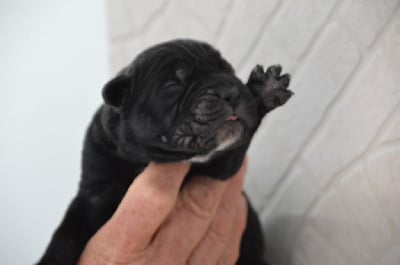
[37,39,293,265]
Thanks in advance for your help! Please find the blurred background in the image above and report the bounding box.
[1,0,400,264]
[0,0,107,264]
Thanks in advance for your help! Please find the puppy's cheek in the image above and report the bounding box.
[235,103,258,129]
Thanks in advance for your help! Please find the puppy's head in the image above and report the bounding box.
[103,39,259,163]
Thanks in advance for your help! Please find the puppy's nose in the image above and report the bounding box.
[216,87,240,107]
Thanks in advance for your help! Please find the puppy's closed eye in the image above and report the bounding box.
[160,81,185,97]
[158,81,185,113]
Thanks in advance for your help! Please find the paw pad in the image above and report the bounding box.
[247,64,294,113]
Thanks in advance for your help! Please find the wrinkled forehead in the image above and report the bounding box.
[133,41,234,83]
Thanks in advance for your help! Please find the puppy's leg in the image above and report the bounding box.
[246,64,293,115]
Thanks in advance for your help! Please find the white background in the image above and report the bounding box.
[0,1,107,264]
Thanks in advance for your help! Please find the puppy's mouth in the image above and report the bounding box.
[226,115,238,121]
[188,114,244,163]
[145,120,243,163]
[216,115,243,147]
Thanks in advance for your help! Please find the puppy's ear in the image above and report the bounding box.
[102,75,130,109]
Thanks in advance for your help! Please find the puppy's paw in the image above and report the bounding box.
[247,64,293,113]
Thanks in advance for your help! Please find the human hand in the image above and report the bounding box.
[77,158,248,265]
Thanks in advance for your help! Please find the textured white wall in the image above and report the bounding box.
[0,1,107,264]
[107,0,400,264]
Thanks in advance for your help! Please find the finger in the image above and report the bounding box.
[102,162,190,252]
[188,158,247,264]
[151,175,229,263]
[218,195,248,265]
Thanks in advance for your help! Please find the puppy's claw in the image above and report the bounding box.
[278,73,291,88]
[253,64,264,73]
[266,64,282,78]
[250,64,265,81]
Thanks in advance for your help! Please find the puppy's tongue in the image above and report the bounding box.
[227,115,238,121]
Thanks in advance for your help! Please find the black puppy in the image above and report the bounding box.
[37,39,292,265]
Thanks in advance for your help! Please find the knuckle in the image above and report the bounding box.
[180,182,218,220]
[150,242,187,265]
[137,185,172,213]
[207,227,228,248]
[209,213,231,241]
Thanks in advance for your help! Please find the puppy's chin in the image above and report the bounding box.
[189,120,243,163]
